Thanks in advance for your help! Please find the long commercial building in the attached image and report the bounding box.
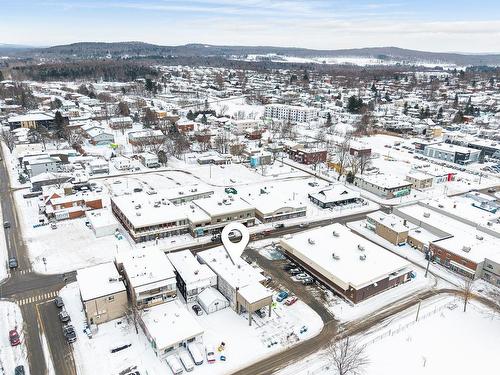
[280,224,413,303]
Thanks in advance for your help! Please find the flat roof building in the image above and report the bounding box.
[116,248,177,309]
[167,250,217,302]
[280,224,412,303]
[139,300,204,358]
[76,262,127,325]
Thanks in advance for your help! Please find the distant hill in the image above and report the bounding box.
[9,42,500,66]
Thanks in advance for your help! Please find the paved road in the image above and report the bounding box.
[1,147,77,375]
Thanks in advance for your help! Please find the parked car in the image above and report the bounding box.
[302,277,314,285]
[166,355,184,375]
[58,310,71,323]
[488,188,496,193]
[3,221,10,228]
[9,329,21,346]
[295,273,310,280]
[224,187,237,195]
[282,263,296,271]
[274,223,285,229]
[285,296,298,306]
[255,308,266,318]
[299,223,310,228]
[54,297,64,308]
[8,257,18,269]
[276,291,289,302]
[288,268,301,275]
[15,365,25,375]
[179,350,195,372]
[205,346,216,364]
[187,343,204,365]
[62,324,77,343]
[191,304,203,316]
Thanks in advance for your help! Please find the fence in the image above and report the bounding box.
[366,302,454,345]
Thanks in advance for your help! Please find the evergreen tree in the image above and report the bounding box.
[145,78,154,92]
[201,113,207,124]
[403,102,408,115]
[54,111,65,135]
[0,70,4,81]
[453,93,459,108]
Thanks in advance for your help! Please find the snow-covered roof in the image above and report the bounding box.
[308,184,360,204]
[197,247,266,289]
[242,192,306,216]
[8,112,54,123]
[167,250,216,287]
[355,174,412,189]
[117,248,175,289]
[140,300,204,350]
[194,195,254,217]
[367,211,409,233]
[77,262,126,301]
[197,287,228,307]
[111,192,188,229]
[238,282,272,304]
[280,223,411,290]
[396,203,500,263]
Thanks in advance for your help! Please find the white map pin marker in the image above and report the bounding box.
[221,222,250,264]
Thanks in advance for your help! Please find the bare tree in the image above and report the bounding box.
[1,128,16,153]
[460,277,474,312]
[326,337,369,375]
[124,303,143,335]
[335,132,352,180]
[214,131,230,154]
[63,128,84,148]
[219,104,229,117]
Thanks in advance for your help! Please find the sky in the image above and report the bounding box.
[1,0,500,53]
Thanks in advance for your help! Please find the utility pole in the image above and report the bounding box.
[424,249,433,278]
[415,300,421,322]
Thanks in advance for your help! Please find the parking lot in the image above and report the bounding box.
[244,245,334,324]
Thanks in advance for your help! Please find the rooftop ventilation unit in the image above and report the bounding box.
[332,231,339,237]
[308,238,315,245]
[359,254,367,261]
[423,212,430,218]
[462,246,471,253]
[136,212,141,216]
[357,244,365,251]
[332,253,340,260]
[476,235,484,240]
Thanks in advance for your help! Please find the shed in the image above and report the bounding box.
[197,287,229,314]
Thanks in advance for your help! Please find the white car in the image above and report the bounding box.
[166,355,183,375]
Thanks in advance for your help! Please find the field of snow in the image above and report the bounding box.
[14,190,132,274]
[279,296,500,375]
[208,96,265,119]
[61,282,323,375]
[0,301,30,374]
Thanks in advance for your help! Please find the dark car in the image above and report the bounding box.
[3,221,10,228]
[282,263,297,271]
[54,297,64,308]
[193,304,203,315]
[191,304,203,316]
[255,309,266,318]
[8,257,18,269]
[59,311,71,323]
[274,223,285,229]
[63,324,77,343]
[15,366,25,375]
[9,329,21,346]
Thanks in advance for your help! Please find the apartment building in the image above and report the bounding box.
[264,104,318,123]
[77,262,128,325]
[115,248,177,309]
